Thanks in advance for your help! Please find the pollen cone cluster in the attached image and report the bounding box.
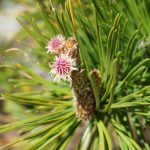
[71,69,95,120]
[47,35,101,120]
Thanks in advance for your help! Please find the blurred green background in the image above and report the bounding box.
[0,0,59,149]
[0,0,34,148]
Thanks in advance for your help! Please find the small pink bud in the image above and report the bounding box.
[49,54,77,82]
[46,34,65,54]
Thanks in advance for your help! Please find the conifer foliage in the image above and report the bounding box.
[0,0,150,149]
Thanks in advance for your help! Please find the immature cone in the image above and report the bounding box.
[46,34,65,54]
[71,70,95,120]
[66,37,96,120]
[91,69,103,97]
[48,35,102,120]
[50,54,77,82]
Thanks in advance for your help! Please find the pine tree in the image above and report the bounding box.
[0,0,150,149]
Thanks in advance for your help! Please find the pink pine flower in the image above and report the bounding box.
[49,54,77,82]
[46,34,65,54]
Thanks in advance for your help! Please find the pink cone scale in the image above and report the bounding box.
[50,54,77,82]
[46,34,65,54]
